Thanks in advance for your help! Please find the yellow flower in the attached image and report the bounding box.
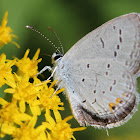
[12,116,48,140]
[0,11,20,48]
[44,110,86,140]
[0,53,15,87]
[4,73,43,113]
[32,80,64,113]
[27,77,51,116]
[15,49,42,77]
[0,98,31,137]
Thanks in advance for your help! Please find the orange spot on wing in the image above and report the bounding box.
[116,98,121,104]
[109,103,116,112]
[122,93,125,97]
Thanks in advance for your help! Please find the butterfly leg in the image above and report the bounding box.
[43,66,58,81]
[36,66,52,75]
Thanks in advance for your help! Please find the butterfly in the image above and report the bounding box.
[27,13,140,129]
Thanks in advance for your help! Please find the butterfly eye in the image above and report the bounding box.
[53,54,63,61]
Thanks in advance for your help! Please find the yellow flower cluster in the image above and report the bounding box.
[0,12,86,140]
[0,11,20,49]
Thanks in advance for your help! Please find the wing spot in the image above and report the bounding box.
[92,99,96,104]
[109,103,117,111]
[87,64,90,68]
[107,64,110,68]
[114,51,117,57]
[100,37,104,48]
[128,83,132,90]
[130,51,134,59]
[117,45,120,49]
[102,91,105,94]
[61,64,64,69]
[126,93,130,98]
[119,37,122,43]
[113,80,116,85]
[116,98,121,104]
[119,100,123,104]
[112,106,116,110]
[119,29,122,35]
[82,78,85,82]
[94,90,96,93]
[110,86,112,91]
[122,73,125,78]
[82,100,86,103]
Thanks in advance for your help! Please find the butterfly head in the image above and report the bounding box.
[52,53,63,64]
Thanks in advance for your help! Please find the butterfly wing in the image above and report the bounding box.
[63,13,140,75]
[59,58,139,128]
[54,13,140,128]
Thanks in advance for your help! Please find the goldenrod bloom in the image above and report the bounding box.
[0,98,31,137]
[44,110,86,140]
[15,49,42,77]
[12,116,48,140]
[4,73,43,113]
[0,53,15,87]
[0,11,20,48]
[32,80,64,113]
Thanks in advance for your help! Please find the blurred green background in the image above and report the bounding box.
[0,0,140,140]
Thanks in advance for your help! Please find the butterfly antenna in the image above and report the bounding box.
[48,27,64,55]
[26,25,61,54]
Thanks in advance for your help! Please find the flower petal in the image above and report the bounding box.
[19,99,26,113]
[30,105,41,116]
[0,97,8,105]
